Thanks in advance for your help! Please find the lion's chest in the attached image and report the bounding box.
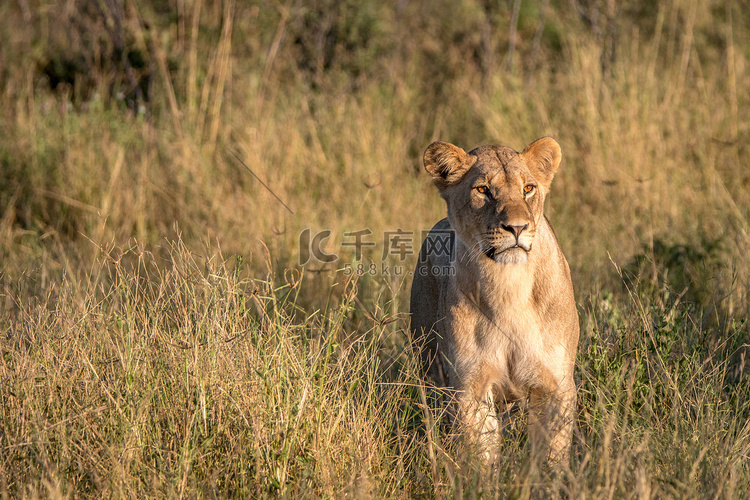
[444,280,559,394]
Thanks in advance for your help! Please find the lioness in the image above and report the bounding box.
[410,137,579,463]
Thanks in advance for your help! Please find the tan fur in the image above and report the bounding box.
[410,137,579,463]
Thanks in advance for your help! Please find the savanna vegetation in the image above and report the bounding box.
[1,0,749,497]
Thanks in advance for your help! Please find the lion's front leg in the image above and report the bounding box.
[529,381,576,464]
[455,386,500,463]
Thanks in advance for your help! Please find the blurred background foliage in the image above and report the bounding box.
[1,0,746,315]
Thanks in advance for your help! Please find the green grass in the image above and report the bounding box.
[1,0,750,497]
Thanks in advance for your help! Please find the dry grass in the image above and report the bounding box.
[1,0,750,497]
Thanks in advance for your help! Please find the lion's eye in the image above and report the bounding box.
[524,185,535,195]
[476,186,491,196]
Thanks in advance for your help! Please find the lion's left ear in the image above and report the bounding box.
[521,137,561,192]
[423,141,477,192]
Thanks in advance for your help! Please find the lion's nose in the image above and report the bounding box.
[502,223,528,239]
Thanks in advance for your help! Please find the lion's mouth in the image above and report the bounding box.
[484,243,531,262]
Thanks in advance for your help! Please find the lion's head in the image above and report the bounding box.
[423,137,562,265]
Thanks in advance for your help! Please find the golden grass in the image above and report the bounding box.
[1,0,749,497]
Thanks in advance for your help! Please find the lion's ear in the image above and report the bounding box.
[521,137,562,191]
[423,141,477,191]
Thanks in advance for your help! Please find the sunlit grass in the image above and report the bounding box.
[1,0,749,497]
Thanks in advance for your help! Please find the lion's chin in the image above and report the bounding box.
[486,246,529,265]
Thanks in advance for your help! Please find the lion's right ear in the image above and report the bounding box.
[423,141,477,191]
[521,137,562,192]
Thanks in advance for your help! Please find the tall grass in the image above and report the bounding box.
[1,0,749,497]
